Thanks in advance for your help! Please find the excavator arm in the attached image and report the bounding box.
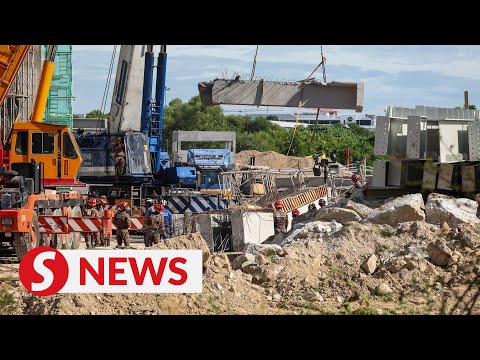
[1,44,83,187]
[0,45,31,109]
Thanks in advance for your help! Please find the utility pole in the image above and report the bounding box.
[346,145,350,171]
[464,90,469,109]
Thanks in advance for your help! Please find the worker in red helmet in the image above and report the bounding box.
[95,196,109,246]
[83,198,101,248]
[143,199,155,247]
[351,173,362,188]
[113,201,131,248]
[145,203,167,247]
[273,200,288,234]
[291,208,301,228]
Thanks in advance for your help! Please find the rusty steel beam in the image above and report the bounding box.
[198,79,364,112]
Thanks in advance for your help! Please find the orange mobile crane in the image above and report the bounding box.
[0,45,111,260]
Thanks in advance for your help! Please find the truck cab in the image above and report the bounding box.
[187,148,232,193]
[8,122,83,187]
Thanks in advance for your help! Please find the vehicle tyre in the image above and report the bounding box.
[13,211,39,261]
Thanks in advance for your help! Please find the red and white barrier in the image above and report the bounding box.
[39,215,144,233]
[38,216,68,234]
[112,217,144,231]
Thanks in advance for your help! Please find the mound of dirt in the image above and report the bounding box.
[235,150,314,169]
[10,234,272,315]
[149,233,210,264]
[6,208,480,315]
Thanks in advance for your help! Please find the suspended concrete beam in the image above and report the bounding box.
[198,79,364,112]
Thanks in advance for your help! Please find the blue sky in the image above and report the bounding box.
[71,45,480,117]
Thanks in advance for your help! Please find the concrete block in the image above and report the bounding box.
[198,79,364,112]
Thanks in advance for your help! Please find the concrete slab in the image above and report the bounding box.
[199,79,364,112]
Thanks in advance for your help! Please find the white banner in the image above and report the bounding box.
[57,250,203,293]
[19,246,203,296]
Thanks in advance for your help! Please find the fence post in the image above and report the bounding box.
[103,210,113,244]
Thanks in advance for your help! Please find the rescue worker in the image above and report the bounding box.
[96,196,109,246]
[308,203,318,212]
[273,200,288,234]
[291,208,300,228]
[98,195,108,216]
[83,198,101,248]
[320,153,329,184]
[145,203,166,246]
[330,152,337,163]
[312,154,321,177]
[113,201,131,248]
[143,199,155,247]
[319,199,327,208]
[112,136,126,177]
[159,203,173,239]
[352,173,362,188]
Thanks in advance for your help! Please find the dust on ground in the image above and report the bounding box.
[236,150,314,169]
[2,217,479,315]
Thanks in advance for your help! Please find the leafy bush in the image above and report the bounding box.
[162,96,376,165]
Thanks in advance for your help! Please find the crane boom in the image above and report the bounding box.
[31,45,58,122]
[108,45,146,133]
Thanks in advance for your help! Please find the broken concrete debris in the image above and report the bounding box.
[363,193,425,227]
[7,191,480,315]
[361,254,378,274]
[425,194,480,228]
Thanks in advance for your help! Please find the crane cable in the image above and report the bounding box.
[250,45,259,80]
[286,46,327,156]
[96,45,117,133]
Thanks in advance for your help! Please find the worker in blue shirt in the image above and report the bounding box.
[158,202,173,239]
[143,199,155,246]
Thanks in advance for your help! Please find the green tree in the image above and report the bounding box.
[86,109,109,118]
[455,105,477,110]
[161,95,376,165]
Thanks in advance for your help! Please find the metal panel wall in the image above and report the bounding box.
[407,116,421,159]
[373,160,387,187]
[468,122,480,161]
[374,116,389,156]
[422,161,437,190]
[437,164,454,190]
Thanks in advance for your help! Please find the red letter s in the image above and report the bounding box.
[168,257,188,286]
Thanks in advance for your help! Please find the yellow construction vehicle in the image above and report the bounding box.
[0,45,90,260]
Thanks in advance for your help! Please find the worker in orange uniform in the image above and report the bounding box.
[113,201,131,248]
[273,200,288,234]
[83,198,101,248]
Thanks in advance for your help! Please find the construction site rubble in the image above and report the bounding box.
[424,193,480,228]
[362,193,425,226]
[344,201,372,219]
[315,208,362,224]
[3,191,480,315]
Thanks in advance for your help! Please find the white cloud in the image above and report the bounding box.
[71,45,480,115]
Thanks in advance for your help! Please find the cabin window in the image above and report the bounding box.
[63,133,78,159]
[32,132,55,154]
[15,131,28,155]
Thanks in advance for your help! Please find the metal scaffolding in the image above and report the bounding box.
[0,45,41,143]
